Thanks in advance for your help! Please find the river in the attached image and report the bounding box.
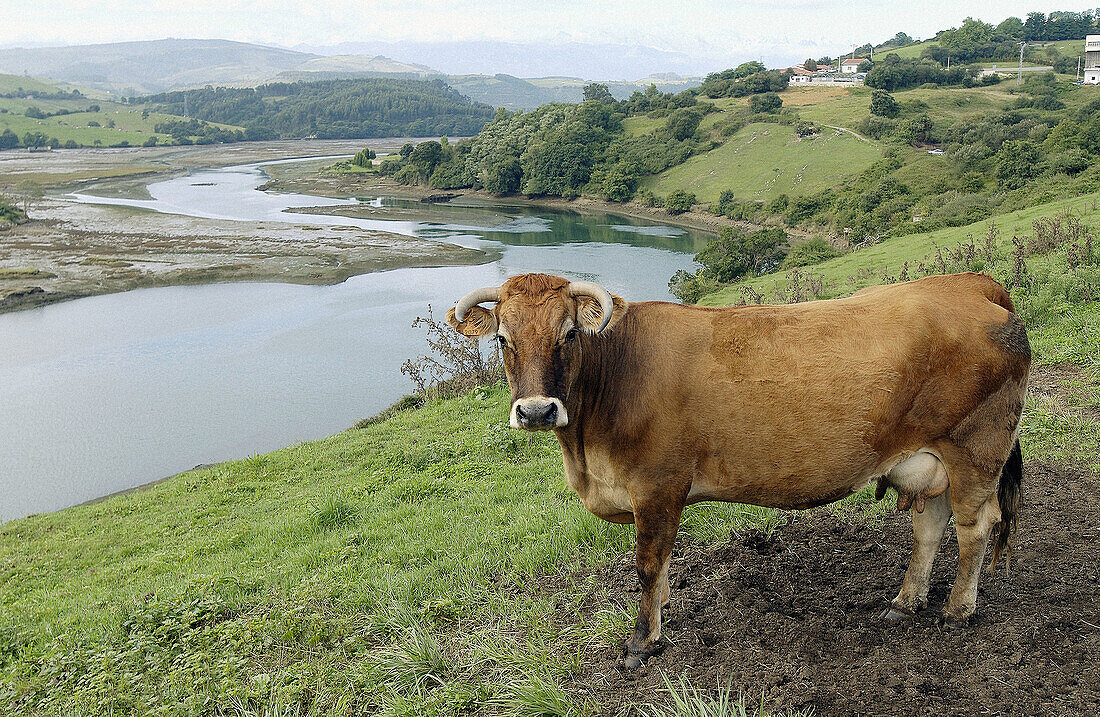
[0,155,706,521]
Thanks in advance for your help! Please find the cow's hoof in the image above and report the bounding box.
[624,653,646,670]
[942,608,974,625]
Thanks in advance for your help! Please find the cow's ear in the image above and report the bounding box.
[447,305,497,338]
[576,294,629,334]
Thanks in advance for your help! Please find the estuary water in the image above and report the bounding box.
[0,156,705,521]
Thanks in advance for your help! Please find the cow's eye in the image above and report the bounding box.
[562,328,578,344]
[495,334,509,349]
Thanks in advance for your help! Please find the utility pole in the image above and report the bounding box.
[1018,42,1027,86]
[1078,55,1083,81]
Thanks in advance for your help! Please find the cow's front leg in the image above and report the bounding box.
[624,493,683,669]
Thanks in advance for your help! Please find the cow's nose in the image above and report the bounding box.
[516,401,556,427]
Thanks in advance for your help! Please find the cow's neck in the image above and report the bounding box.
[555,313,638,453]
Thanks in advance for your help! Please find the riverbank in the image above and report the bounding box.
[0,198,495,313]
[257,163,799,238]
[0,141,498,313]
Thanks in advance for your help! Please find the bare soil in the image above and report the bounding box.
[554,458,1099,716]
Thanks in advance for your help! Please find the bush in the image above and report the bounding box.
[665,190,696,215]
[749,92,782,114]
[870,89,900,118]
[695,226,788,281]
[795,121,818,137]
[782,237,842,268]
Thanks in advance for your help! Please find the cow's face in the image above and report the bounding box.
[447,274,622,431]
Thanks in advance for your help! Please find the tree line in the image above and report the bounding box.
[134,78,497,140]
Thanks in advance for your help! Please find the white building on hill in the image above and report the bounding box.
[1084,35,1100,84]
[841,58,867,74]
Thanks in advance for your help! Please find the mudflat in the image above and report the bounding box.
[0,141,495,313]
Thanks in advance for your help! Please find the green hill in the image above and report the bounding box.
[640,121,881,204]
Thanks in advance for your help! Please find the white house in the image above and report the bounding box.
[841,58,867,74]
[1085,35,1100,84]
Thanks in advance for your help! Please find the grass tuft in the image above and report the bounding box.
[489,672,578,717]
[310,496,359,532]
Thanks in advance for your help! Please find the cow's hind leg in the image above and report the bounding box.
[947,491,1001,620]
[935,440,1005,621]
[624,494,682,669]
[886,489,952,619]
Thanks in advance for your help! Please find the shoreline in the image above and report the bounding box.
[259,168,817,241]
[0,198,498,314]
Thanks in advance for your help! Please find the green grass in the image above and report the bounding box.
[641,121,881,203]
[702,189,1100,310]
[0,73,62,95]
[0,382,783,715]
[795,84,1015,129]
[0,95,243,147]
[623,114,665,137]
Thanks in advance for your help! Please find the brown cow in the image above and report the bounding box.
[447,272,1028,668]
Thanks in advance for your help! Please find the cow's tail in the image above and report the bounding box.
[989,438,1022,572]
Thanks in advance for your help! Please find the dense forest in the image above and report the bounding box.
[135,78,496,140]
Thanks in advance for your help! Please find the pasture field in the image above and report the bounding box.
[0,73,243,148]
[640,122,881,204]
[2,179,1098,714]
[0,73,63,95]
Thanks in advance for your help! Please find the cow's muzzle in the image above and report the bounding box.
[510,397,568,430]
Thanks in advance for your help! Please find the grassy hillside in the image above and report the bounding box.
[793,85,1017,129]
[1,180,1097,714]
[0,383,778,715]
[0,73,63,95]
[0,95,228,147]
[640,121,880,204]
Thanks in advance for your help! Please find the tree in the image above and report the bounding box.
[869,89,900,118]
[21,131,48,148]
[997,16,1025,38]
[803,58,818,71]
[352,147,376,167]
[732,61,766,78]
[583,82,614,103]
[1023,12,1046,41]
[995,140,1041,189]
[0,129,18,150]
[409,141,443,180]
[665,190,695,215]
[856,60,872,73]
[887,32,914,47]
[694,226,787,281]
[485,157,522,195]
[749,92,782,113]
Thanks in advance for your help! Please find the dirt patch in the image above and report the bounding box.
[550,458,1099,715]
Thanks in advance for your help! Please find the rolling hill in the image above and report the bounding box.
[0,39,435,96]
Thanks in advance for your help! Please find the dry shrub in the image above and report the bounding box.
[401,306,503,399]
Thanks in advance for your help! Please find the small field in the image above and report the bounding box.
[794,84,1016,129]
[641,122,881,203]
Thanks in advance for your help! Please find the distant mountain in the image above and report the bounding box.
[0,39,435,95]
[0,38,704,109]
[293,40,713,80]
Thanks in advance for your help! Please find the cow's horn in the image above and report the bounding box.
[454,286,501,321]
[568,280,614,332]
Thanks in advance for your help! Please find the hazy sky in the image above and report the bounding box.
[2,1,1086,60]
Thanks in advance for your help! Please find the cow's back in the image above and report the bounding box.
[600,273,1027,509]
